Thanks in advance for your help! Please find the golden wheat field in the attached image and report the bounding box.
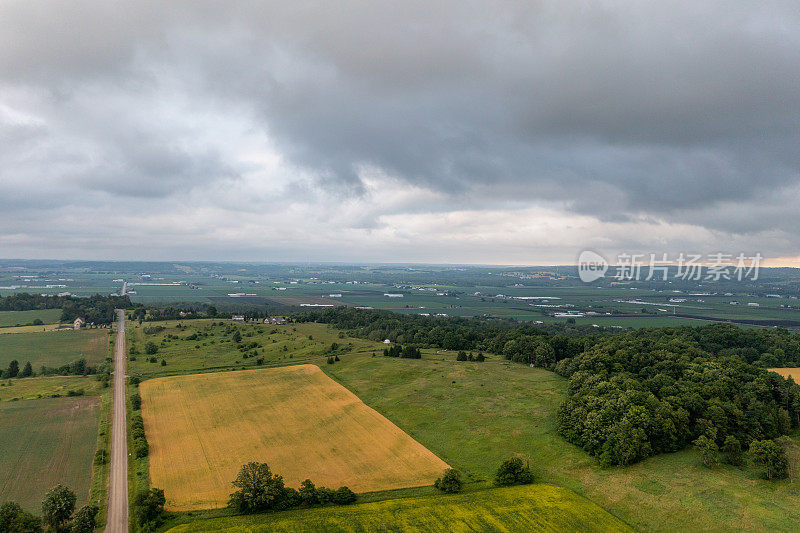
[140,364,450,510]
[768,367,800,381]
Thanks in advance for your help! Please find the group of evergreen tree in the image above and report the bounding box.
[456,351,485,362]
[383,344,421,358]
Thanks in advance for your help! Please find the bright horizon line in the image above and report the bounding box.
[2,256,800,269]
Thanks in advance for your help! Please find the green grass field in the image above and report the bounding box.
[126,320,385,378]
[0,397,101,511]
[0,375,104,401]
[0,328,109,369]
[0,308,62,327]
[165,484,631,532]
[318,351,800,531]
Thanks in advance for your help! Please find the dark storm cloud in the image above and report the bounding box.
[0,1,798,260]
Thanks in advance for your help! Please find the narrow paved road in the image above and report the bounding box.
[106,309,128,532]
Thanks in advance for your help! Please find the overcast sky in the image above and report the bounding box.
[1,1,799,265]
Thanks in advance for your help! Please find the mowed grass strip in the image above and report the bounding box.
[0,329,108,369]
[141,365,450,510]
[166,484,632,533]
[0,397,100,511]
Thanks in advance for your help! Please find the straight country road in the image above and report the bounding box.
[106,309,128,532]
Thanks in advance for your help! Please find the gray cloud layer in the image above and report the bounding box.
[1,1,798,262]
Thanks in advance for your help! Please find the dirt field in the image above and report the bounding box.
[141,365,449,510]
[768,368,800,381]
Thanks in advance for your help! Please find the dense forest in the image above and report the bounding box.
[0,293,135,324]
[298,308,800,466]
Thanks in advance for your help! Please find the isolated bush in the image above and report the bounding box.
[69,504,98,533]
[144,342,158,355]
[434,468,463,493]
[495,457,534,486]
[94,449,108,466]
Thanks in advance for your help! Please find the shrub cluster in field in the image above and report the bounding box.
[383,344,421,359]
[456,351,485,362]
[229,462,356,514]
[433,458,534,495]
[0,484,98,533]
[1,357,109,380]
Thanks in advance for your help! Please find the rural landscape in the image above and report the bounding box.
[1,262,799,531]
[2,1,800,531]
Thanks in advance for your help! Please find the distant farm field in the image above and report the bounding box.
[141,365,449,510]
[0,329,108,369]
[0,375,104,401]
[166,484,632,533]
[0,397,100,511]
[0,308,62,327]
[768,368,800,381]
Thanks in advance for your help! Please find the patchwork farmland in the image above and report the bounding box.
[141,365,450,510]
[0,396,101,511]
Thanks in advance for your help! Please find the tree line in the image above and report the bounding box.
[0,484,97,533]
[229,462,356,514]
[0,293,136,325]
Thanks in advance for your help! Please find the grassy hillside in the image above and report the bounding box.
[165,484,632,532]
[0,397,101,511]
[126,320,384,378]
[319,351,800,531]
[0,328,109,369]
[0,308,62,327]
